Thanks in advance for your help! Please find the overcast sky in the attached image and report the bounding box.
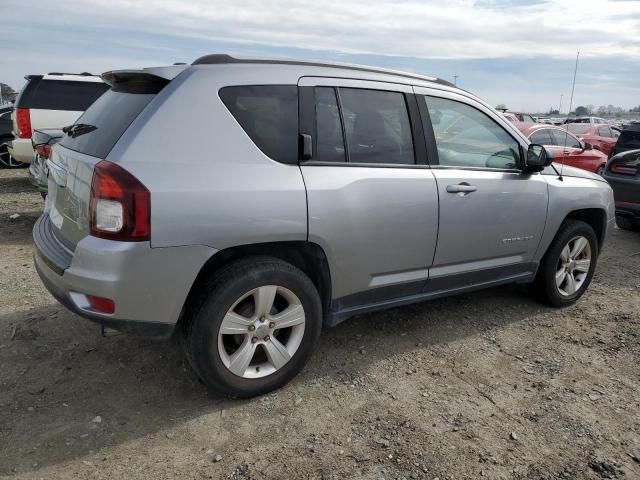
[2,0,639,112]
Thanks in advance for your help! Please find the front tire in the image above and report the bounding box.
[181,257,322,398]
[534,219,598,307]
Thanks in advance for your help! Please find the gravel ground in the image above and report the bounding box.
[1,167,639,480]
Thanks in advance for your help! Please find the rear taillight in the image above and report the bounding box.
[16,108,32,139]
[35,144,52,159]
[89,160,150,241]
[611,164,638,175]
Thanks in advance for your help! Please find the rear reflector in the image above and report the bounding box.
[16,108,32,139]
[86,295,115,314]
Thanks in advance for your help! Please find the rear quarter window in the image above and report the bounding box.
[17,79,109,111]
[219,85,298,164]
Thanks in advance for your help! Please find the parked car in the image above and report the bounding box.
[30,129,64,194]
[502,111,536,124]
[517,123,608,175]
[563,123,621,157]
[563,116,608,125]
[602,149,640,231]
[609,123,640,158]
[34,55,614,397]
[0,105,25,168]
[8,72,109,164]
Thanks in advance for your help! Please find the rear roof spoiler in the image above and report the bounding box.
[101,65,188,85]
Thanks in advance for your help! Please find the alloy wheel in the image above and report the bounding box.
[555,235,591,296]
[218,285,306,379]
[0,141,25,168]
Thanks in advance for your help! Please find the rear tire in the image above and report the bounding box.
[616,215,640,232]
[534,219,598,307]
[181,257,322,398]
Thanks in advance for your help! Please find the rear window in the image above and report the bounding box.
[59,89,157,158]
[16,78,109,111]
[219,85,298,164]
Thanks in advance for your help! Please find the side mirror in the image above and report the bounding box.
[525,144,553,173]
[583,142,593,151]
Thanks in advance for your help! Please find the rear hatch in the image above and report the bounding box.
[610,125,640,158]
[46,67,182,248]
[13,75,110,137]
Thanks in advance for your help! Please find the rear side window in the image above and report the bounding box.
[17,79,109,111]
[339,88,414,165]
[315,87,346,162]
[59,89,157,158]
[220,85,298,164]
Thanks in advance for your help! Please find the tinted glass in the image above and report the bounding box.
[424,96,520,169]
[566,124,590,135]
[520,114,536,123]
[550,129,581,148]
[59,89,156,158]
[315,87,345,162]
[220,85,298,164]
[530,129,555,145]
[17,79,109,111]
[615,129,640,153]
[338,88,414,165]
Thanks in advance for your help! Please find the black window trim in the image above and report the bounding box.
[298,83,429,168]
[417,93,525,173]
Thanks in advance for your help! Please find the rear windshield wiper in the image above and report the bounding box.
[62,123,97,138]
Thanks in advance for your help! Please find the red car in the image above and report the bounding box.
[517,124,608,175]
[564,123,621,157]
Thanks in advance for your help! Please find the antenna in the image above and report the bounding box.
[560,52,580,179]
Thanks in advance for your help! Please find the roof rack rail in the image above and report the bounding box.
[192,54,455,88]
[46,72,95,76]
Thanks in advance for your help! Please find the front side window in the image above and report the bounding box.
[530,129,555,146]
[338,88,415,165]
[220,85,298,164]
[550,130,581,149]
[597,126,613,138]
[423,96,520,169]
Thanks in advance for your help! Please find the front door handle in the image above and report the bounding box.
[446,183,477,194]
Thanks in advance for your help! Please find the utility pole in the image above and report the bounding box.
[453,75,459,86]
[559,94,563,114]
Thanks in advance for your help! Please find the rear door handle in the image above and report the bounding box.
[446,183,477,194]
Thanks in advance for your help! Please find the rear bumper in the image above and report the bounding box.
[615,201,640,220]
[7,138,34,164]
[28,156,48,192]
[33,214,217,340]
[603,173,640,219]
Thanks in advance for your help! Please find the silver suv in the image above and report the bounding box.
[34,55,615,397]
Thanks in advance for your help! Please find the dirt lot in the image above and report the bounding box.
[1,167,639,480]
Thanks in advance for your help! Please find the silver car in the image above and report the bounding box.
[34,55,615,397]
